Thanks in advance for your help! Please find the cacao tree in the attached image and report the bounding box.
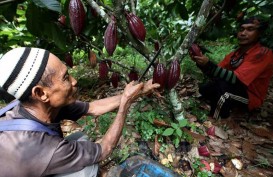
[0,0,272,117]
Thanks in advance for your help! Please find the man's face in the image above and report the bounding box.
[45,54,78,107]
[237,23,261,46]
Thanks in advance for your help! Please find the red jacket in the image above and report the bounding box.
[219,43,273,110]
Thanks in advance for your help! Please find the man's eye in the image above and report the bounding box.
[239,27,257,32]
[64,75,69,80]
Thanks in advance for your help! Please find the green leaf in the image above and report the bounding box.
[171,123,178,129]
[176,128,182,137]
[32,0,61,13]
[179,119,188,127]
[174,137,180,148]
[162,128,174,136]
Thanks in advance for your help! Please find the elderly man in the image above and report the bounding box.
[190,16,273,119]
[0,47,159,177]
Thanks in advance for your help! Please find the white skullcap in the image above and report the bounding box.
[0,47,49,100]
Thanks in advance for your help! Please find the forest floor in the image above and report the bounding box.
[60,74,273,177]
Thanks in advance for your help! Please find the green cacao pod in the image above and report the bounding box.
[152,63,167,92]
[166,59,180,90]
[69,0,86,35]
[189,43,202,59]
[104,16,118,56]
[128,68,139,81]
[111,72,120,88]
[125,11,146,42]
[99,60,109,79]
[65,53,73,68]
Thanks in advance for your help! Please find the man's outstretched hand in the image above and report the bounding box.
[141,79,160,96]
[121,79,160,104]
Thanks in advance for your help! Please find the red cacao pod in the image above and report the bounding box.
[166,59,180,90]
[189,43,202,58]
[153,63,167,92]
[104,16,118,56]
[99,60,109,79]
[65,53,73,68]
[69,0,86,35]
[111,72,120,88]
[125,11,146,42]
[88,50,97,68]
[128,68,139,81]
[58,15,66,26]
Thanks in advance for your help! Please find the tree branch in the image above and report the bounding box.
[170,0,214,63]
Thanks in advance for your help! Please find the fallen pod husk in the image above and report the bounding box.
[198,145,210,157]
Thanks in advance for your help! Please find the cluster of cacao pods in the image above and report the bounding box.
[152,59,181,91]
[104,16,118,56]
[188,43,202,60]
[103,10,146,56]
[125,11,146,42]
[69,0,86,35]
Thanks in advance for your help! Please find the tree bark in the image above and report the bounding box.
[168,0,214,121]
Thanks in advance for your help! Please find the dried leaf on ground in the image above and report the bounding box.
[242,141,257,161]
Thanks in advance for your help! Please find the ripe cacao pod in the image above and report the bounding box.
[58,15,66,26]
[104,16,118,56]
[88,50,97,68]
[111,72,120,88]
[99,60,109,79]
[69,0,86,36]
[153,63,167,92]
[128,68,139,81]
[189,43,202,59]
[166,59,180,90]
[65,53,73,68]
[125,11,146,42]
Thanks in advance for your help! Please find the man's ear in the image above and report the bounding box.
[31,85,49,102]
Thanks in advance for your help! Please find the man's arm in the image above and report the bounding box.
[193,55,239,85]
[87,94,122,116]
[86,79,159,116]
[97,81,143,161]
